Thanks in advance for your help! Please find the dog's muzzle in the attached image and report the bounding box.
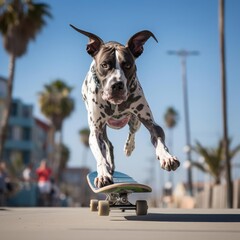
[103,81,128,104]
[112,81,124,92]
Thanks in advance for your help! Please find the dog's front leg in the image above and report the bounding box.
[133,97,180,171]
[89,127,114,188]
[142,117,180,171]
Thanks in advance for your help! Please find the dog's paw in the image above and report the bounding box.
[96,162,114,188]
[124,141,135,157]
[94,175,113,188]
[124,134,135,156]
[156,138,180,171]
[159,154,180,171]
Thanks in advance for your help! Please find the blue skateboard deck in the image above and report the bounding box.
[87,171,152,193]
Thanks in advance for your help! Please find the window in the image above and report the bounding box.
[22,106,31,118]
[22,127,31,141]
[11,102,18,116]
[7,126,12,140]
[23,151,30,165]
[12,126,21,141]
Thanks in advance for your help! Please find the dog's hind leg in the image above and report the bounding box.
[124,114,141,156]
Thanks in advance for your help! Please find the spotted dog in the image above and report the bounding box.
[70,25,180,188]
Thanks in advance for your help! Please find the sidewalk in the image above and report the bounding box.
[1,207,240,240]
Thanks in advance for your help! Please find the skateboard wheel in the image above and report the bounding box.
[136,200,148,216]
[90,199,98,212]
[98,200,110,216]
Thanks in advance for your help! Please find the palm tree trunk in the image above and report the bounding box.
[0,54,16,161]
[167,128,174,184]
[48,125,55,169]
[55,128,63,182]
[219,0,232,208]
[181,56,193,196]
[82,146,89,166]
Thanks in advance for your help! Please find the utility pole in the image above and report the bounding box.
[167,50,199,196]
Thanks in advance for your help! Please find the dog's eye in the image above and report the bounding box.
[101,63,109,69]
[124,63,131,69]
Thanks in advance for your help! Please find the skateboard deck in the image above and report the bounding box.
[87,171,152,193]
[86,171,152,216]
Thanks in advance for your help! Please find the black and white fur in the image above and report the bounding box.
[70,25,180,188]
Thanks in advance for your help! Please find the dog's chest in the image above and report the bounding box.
[106,113,131,129]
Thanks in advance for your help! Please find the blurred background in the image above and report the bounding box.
[0,0,240,208]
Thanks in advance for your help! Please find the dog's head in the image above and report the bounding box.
[70,24,158,105]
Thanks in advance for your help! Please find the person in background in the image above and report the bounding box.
[22,163,35,188]
[23,163,34,182]
[36,160,52,206]
[0,162,9,206]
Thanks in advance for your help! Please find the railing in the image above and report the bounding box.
[195,179,240,208]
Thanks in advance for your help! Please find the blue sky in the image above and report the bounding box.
[0,0,240,189]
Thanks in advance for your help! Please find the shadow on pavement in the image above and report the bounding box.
[125,213,240,222]
[0,208,10,211]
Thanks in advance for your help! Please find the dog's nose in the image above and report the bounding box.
[112,82,124,91]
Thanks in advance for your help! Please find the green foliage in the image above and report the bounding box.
[164,107,179,128]
[79,127,90,148]
[0,0,51,162]
[192,139,240,184]
[7,154,24,178]
[38,79,74,131]
[0,0,51,56]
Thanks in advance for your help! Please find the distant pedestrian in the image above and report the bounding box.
[0,162,8,206]
[22,163,35,190]
[23,163,35,182]
[36,160,52,206]
[49,178,60,206]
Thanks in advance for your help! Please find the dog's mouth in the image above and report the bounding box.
[108,97,126,105]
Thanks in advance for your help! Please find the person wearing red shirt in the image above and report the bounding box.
[36,160,52,205]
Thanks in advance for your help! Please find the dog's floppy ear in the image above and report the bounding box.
[126,30,158,58]
[70,24,104,57]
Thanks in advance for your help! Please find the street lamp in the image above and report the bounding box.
[168,49,199,196]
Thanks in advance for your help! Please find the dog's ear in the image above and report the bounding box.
[70,24,104,57]
[126,30,158,58]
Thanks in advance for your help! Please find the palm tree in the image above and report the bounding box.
[164,107,179,156]
[191,139,240,185]
[58,143,70,178]
[163,107,179,190]
[0,0,51,161]
[38,79,74,175]
[164,107,179,151]
[219,0,232,208]
[79,127,90,166]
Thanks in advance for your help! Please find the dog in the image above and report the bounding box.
[70,24,180,188]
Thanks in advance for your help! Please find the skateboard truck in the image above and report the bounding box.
[107,193,130,205]
[106,192,135,211]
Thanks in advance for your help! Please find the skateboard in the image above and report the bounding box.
[87,171,152,216]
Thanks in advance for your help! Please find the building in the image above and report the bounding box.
[0,76,53,168]
[4,98,34,165]
[62,167,94,207]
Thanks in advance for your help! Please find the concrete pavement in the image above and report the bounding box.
[1,207,240,240]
